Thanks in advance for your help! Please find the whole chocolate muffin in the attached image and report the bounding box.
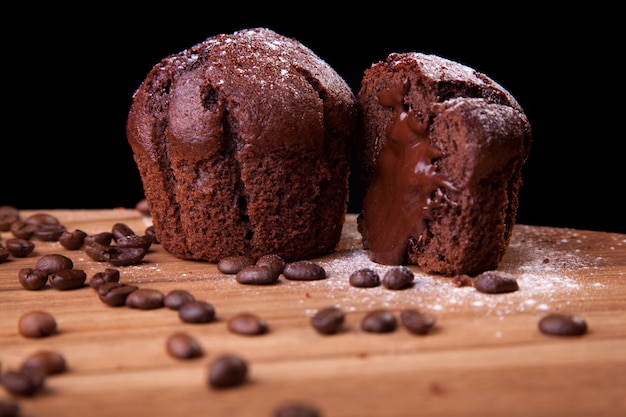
[127,28,357,263]
[356,52,532,275]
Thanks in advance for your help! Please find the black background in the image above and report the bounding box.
[5,8,624,234]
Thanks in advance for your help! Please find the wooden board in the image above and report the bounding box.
[1,209,626,417]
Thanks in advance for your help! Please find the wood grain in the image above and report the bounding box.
[1,209,625,417]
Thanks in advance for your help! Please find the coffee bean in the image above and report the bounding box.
[18,268,48,290]
[89,268,121,289]
[4,238,35,258]
[125,288,165,309]
[283,261,326,281]
[274,402,322,417]
[349,268,381,288]
[49,269,87,290]
[178,301,216,323]
[84,242,147,266]
[0,368,45,397]
[135,198,151,216]
[474,271,519,294]
[24,213,60,227]
[218,255,255,274]
[311,306,345,335]
[256,254,286,276]
[84,232,114,246]
[145,226,159,244]
[361,309,397,333]
[208,354,248,388]
[111,222,136,241]
[9,220,37,240]
[227,313,268,336]
[382,266,414,290]
[18,311,57,338]
[32,224,67,242]
[236,265,279,285]
[400,309,436,335]
[538,313,588,336]
[35,254,73,275]
[0,399,20,417]
[116,234,152,251]
[164,289,195,310]
[0,246,9,263]
[21,350,67,375]
[97,282,138,306]
[165,332,204,359]
[0,205,20,231]
[58,229,88,250]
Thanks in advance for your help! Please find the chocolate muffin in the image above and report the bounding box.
[356,52,532,275]
[127,28,357,263]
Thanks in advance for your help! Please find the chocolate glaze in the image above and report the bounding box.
[363,80,455,265]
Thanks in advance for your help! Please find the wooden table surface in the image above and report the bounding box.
[1,209,625,417]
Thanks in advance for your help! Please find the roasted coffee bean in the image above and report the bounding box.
[164,289,195,310]
[18,311,57,338]
[178,301,216,324]
[274,402,322,417]
[0,246,10,263]
[35,254,73,275]
[145,226,158,244]
[18,268,48,290]
[49,269,87,290]
[349,268,381,288]
[283,261,326,281]
[84,242,147,266]
[165,332,204,359]
[58,229,87,250]
[5,238,35,258]
[89,268,120,289]
[24,213,60,227]
[400,309,436,335]
[382,266,414,290]
[0,367,45,397]
[236,265,279,285]
[538,313,588,336]
[83,241,109,262]
[256,254,286,276]
[125,288,165,309]
[227,313,268,336]
[135,198,151,216]
[218,255,255,274]
[311,306,345,335]
[208,354,248,389]
[0,205,20,231]
[32,224,66,242]
[361,309,397,333]
[21,350,67,375]
[10,220,37,239]
[84,232,114,246]
[116,234,152,251]
[97,282,138,306]
[111,222,136,241]
[474,271,519,294]
[0,399,20,417]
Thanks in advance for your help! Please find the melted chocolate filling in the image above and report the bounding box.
[363,80,455,265]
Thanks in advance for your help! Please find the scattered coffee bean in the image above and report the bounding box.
[400,309,436,335]
[9,220,37,239]
[58,229,88,250]
[382,266,414,290]
[538,313,588,336]
[84,232,114,246]
[35,254,73,275]
[274,401,322,417]
[256,254,286,276]
[311,306,345,335]
[236,265,279,285]
[0,205,20,231]
[165,332,204,359]
[218,255,255,274]
[111,222,136,241]
[178,301,216,323]
[32,224,66,242]
[361,309,397,333]
[0,246,9,263]
[49,269,87,290]
[116,234,152,251]
[135,198,151,216]
[84,242,147,266]
[164,289,195,310]
[18,268,48,290]
[349,268,381,288]
[97,282,138,306]
[227,313,268,336]
[21,350,67,375]
[89,268,121,289]
[145,225,159,244]
[18,311,57,338]
[0,367,45,397]
[208,354,248,388]
[24,213,60,228]
[474,271,519,294]
[4,238,35,258]
[125,288,165,309]
[283,261,326,281]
